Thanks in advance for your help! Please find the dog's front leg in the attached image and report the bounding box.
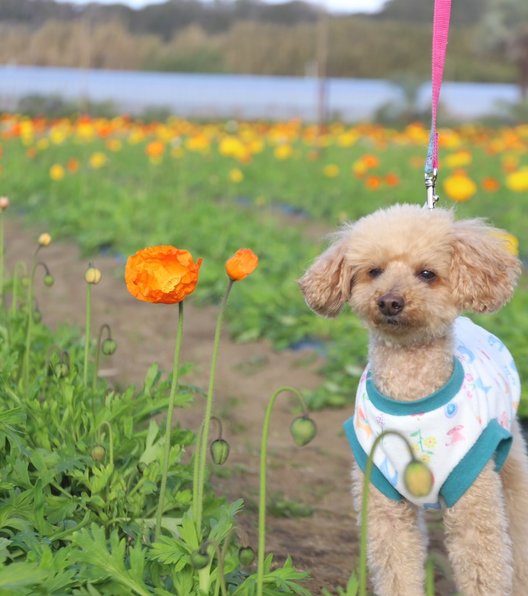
[443,461,513,596]
[352,463,426,596]
[499,419,528,596]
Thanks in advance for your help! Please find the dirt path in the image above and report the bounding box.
[5,218,454,594]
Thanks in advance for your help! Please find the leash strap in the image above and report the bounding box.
[425,0,452,209]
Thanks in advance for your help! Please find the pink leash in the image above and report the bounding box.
[425,0,452,209]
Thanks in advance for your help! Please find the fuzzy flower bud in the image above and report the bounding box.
[91,445,106,462]
[101,338,117,356]
[190,549,210,570]
[0,197,9,211]
[238,546,256,566]
[290,415,317,446]
[210,438,230,465]
[85,266,102,285]
[38,233,52,247]
[403,459,434,497]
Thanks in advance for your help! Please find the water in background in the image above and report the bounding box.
[0,65,520,121]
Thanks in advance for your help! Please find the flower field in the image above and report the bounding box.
[0,113,527,593]
[2,115,528,410]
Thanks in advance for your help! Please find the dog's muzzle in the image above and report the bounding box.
[377,293,405,317]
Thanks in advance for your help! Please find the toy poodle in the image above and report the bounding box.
[299,204,528,595]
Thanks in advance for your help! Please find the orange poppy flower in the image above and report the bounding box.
[384,172,400,187]
[67,158,80,172]
[365,175,382,190]
[125,246,202,304]
[225,248,259,281]
[145,140,165,159]
[481,176,500,192]
[361,154,379,168]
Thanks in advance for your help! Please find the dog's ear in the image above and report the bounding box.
[299,237,352,318]
[450,219,521,313]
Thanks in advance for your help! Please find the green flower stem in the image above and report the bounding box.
[49,512,91,541]
[192,423,205,523]
[100,421,114,466]
[199,565,212,594]
[21,266,35,392]
[257,386,309,596]
[195,279,234,535]
[211,415,224,439]
[155,301,184,541]
[83,283,92,389]
[93,323,111,390]
[212,540,228,596]
[0,210,4,308]
[22,261,50,392]
[359,430,415,596]
[11,262,27,318]
[426,557,435,596]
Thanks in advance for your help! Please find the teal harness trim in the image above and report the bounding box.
[343,417,402,502]
[366,357,464,416]
[440,419,512,507]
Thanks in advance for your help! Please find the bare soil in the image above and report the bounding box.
[6,218,455,594]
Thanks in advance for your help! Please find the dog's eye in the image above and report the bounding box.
[368,268,383,279]
[418,270,437,282]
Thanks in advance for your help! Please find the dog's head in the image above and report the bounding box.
[299,204,521,344]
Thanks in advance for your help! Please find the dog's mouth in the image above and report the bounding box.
[385,317,400,326]
[379,314,403,326]
[376,315,408,331]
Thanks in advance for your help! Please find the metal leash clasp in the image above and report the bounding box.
[424,168,439,210]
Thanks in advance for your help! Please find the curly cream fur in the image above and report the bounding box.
[300,204,527,595]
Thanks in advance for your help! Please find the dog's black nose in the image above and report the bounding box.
[378,293,405,316]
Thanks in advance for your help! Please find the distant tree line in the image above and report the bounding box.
[0,0,525,93]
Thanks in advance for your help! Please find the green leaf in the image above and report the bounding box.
[178,512,199,550]
[0,539,11,565]
[149,536,189,571]
[70,524,152,596]
[0,561,45,593]
[89,464,114,494]
[139,420,161,466]
[143,364,160,397]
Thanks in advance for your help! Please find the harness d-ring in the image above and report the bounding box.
[425,168,439,210]
[424,0,452,209]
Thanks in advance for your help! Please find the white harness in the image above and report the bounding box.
[344,317,520,508]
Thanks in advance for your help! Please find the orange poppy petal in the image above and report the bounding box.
[125,245,201,304]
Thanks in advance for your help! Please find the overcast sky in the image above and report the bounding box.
[64,0,388,14]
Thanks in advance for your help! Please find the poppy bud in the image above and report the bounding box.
[0,196,9,211]
[225,248,258,281]
[403,459,434,497]
[290,415,317,446]
[238,546,255,566]
[38,233,52,247]
[102,338,117,356]
[43,274,55,287]
[91,445,106,462]
[210,439,230,465]
[54,362,69,378]
[190,549,210,570]
[85,266,102,285]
